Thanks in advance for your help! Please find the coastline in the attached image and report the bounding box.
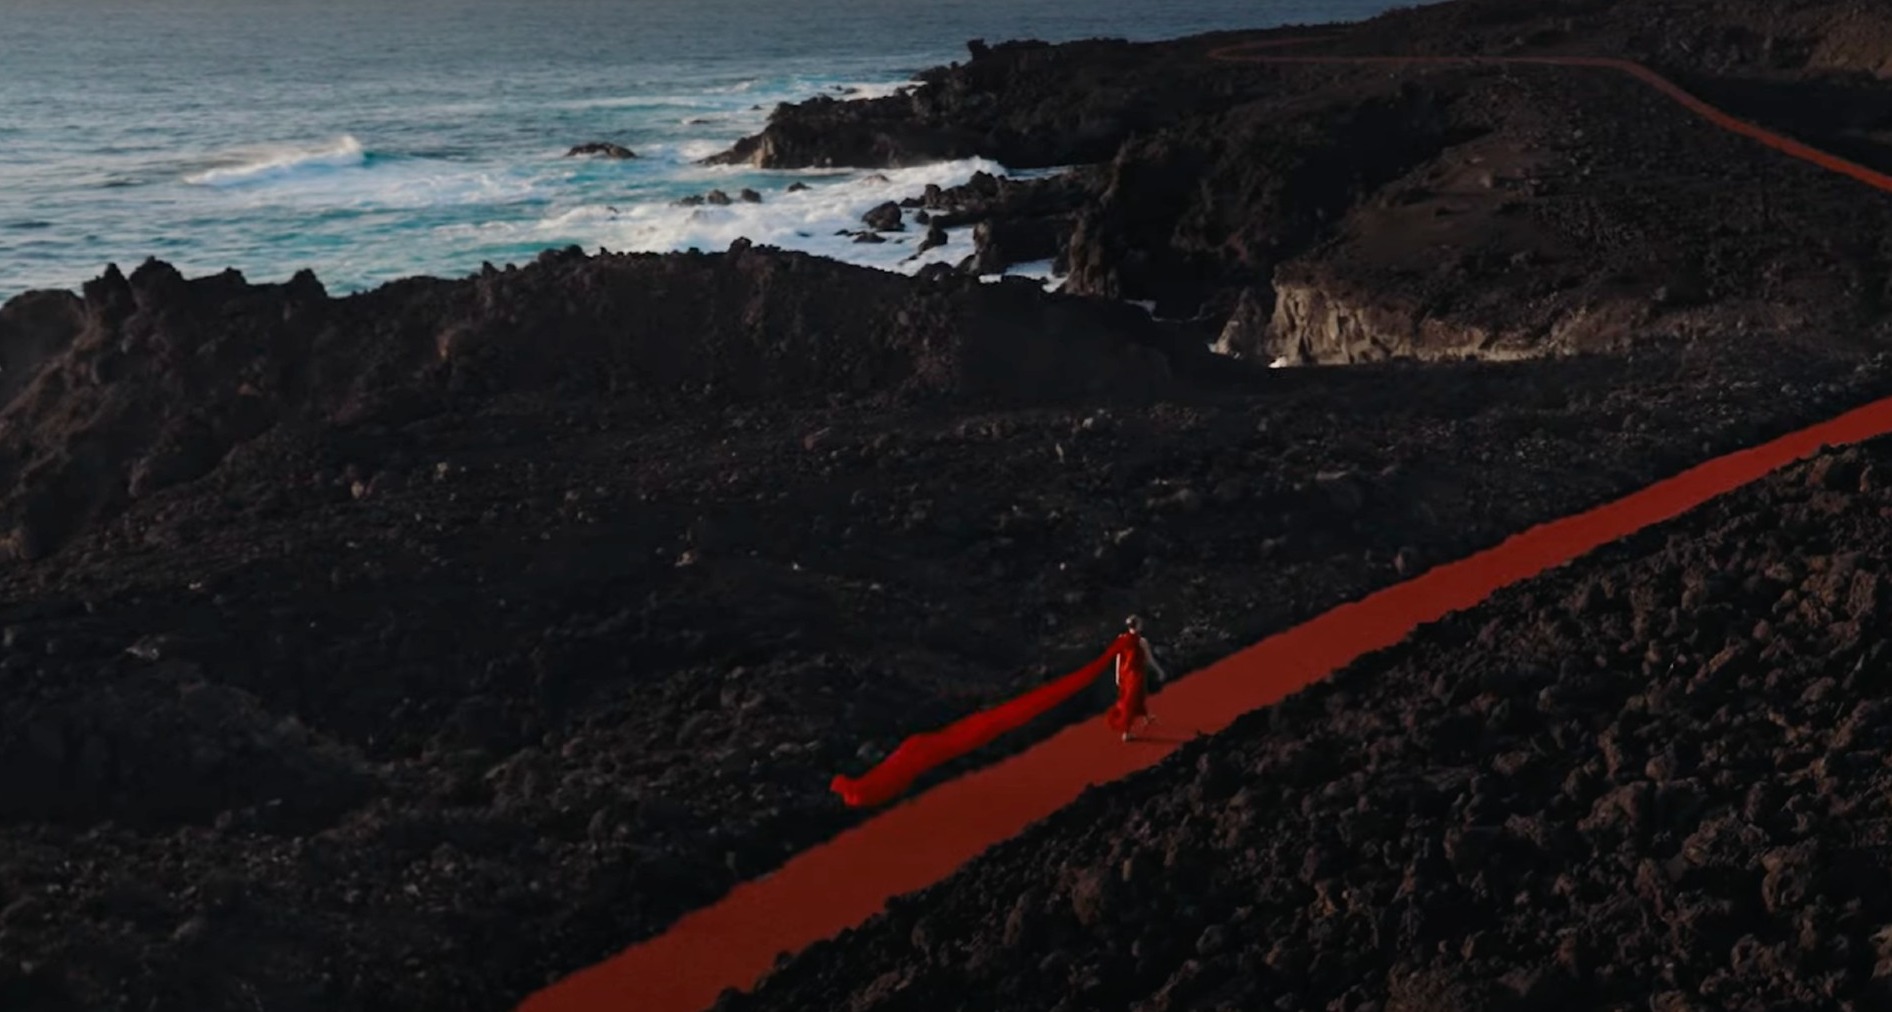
[11,1,1892,1009]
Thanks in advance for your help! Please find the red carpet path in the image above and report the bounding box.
[520,42,1892,1012]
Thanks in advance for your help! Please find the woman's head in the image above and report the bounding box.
[1124,614,1142,632]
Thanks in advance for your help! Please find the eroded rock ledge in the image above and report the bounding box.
[1262,279,1640,364]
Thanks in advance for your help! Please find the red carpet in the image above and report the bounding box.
[520,40,1892,1012]
[522,397,1892,1012]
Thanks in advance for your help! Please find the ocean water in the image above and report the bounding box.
[0,0,1404,302]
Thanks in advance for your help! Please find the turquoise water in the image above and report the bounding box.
[0,0,1403,301]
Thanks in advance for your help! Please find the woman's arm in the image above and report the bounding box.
[1143,639,1169,685]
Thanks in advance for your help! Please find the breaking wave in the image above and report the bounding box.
[185,135,368,186]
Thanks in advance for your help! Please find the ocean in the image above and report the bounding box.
[0,0,1403,303]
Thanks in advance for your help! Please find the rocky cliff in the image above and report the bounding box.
[714,0,1892,365]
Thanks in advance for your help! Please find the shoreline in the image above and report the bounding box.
[0,158,1078,310]
[1,24,1342,314]
[12,1,1892,1009]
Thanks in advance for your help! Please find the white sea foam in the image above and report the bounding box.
[549,78,899,122]
[817,81,913,101]
[670,139,730,162]
[505,158,1015,274]
[1005,258,1069,292]
[186,138,546,212]
[184,135,367,186]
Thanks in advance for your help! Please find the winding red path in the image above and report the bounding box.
[521,40,1892,1012]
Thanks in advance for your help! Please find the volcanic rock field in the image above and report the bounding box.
[10,1,1892,1010]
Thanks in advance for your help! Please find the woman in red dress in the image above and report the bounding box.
[1107,615,1166,742]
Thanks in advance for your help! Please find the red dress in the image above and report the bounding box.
[1105,631,1148,733]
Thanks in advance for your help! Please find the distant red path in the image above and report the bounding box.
[520,37,1892,1012]
[1206,39,1892,192]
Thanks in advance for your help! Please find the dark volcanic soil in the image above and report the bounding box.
[726,440,1892,1012]
[7,248,1885,1011]
[10,1,1892,1011]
